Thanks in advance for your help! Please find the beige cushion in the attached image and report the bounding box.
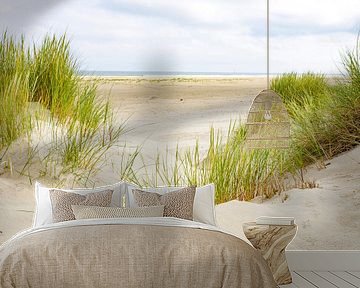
[49,189,113,222]
[72,205,165,219]
[132,187,196,220]
[126,183,217,226]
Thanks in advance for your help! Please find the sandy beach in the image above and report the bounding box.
[1,76,359,250]
[97,76,268,157]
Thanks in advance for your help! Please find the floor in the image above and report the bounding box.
[280,271,360,288]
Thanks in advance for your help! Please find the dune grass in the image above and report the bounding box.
[129,123,291,203]
[0,33,31,152]
[0,32,125,185]
[271,60,359,166]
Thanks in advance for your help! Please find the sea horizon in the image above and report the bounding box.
[80,70,269,76]
[80,70,342,78]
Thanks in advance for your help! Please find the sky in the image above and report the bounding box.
[1,0,360,74]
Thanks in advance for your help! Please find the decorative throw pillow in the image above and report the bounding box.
[132,186,196,220]
[126,183,217,226]
[49,189,113,222]
[72,205,164,219]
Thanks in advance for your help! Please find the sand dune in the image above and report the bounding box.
[216,146,360,250]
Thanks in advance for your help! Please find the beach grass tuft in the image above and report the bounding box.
[0,32,126,186]
[0,32,31,152]
[130,123,291,203]
[272,52,360,166]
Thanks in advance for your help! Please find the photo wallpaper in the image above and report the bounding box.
[0,0,359,253]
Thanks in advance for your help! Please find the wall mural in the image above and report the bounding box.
[0,0,359,286]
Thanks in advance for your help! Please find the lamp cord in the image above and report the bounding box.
[267,0,270,90]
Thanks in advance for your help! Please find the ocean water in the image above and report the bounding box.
[79,70,271,77]
[80,71,342,78]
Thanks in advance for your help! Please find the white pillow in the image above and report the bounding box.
[126,183,217,227]
[33,181,126,228]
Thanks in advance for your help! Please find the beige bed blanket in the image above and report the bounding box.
[0,219,276,288]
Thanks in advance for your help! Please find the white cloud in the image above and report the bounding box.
[0,0,70,34]
[272,0,360,29]
[17,0,360,73]
[271,33,356,73]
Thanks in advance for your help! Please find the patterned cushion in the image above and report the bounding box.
[72,205,164,219]
[132,187,196,220]
[49,189,113,222]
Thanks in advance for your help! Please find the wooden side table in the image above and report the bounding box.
[242,222,297,285]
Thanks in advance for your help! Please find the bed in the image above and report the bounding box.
[0,182,277,288]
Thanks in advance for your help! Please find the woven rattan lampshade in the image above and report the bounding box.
[245,89,290,149]
[244,1,291,149]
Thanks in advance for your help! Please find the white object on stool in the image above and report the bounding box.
[256,216,295,226]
